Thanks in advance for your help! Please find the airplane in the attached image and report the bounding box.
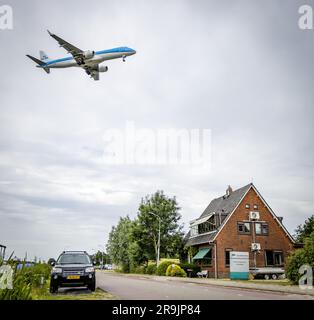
[26,30,136,80]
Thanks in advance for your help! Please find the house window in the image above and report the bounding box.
[262,224,269,234]
[274,251,284,266]
[255,223,268,235]
[265,250,284,266]
[238,222,251,234]
[225,249,232,267]
[245,204,250,209]
[253,204,258,210]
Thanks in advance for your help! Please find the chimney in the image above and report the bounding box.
[226,185,233,197]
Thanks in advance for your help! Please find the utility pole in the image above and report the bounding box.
[149,212,161,266]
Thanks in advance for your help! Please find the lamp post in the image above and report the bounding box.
[149,212,161,266]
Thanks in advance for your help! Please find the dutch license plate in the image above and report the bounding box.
[67,275,80,280]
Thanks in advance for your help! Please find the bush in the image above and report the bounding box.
[156,260,176,276]
[120,264,130,273]
[146,264,157,275]
[0,258,32,300]
[166,264,187,277]
[180,263,201,277]
[286,232,314,284]
[131,265,146,274]
[18,263,51,288]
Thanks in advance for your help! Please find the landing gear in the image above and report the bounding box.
[122,55,126,62]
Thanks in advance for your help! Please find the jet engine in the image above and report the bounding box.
[98,66,108,72]
[83,50,95,59]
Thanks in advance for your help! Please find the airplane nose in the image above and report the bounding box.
[132,50,136,55]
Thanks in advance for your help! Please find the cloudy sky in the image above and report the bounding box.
[0,0,313,261]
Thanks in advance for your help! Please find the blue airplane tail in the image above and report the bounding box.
[26,54,50,74]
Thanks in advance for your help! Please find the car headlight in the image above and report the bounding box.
[85,267,95,273]
[52,267,62,274]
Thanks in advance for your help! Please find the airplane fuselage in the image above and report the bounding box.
[43,47,136,69]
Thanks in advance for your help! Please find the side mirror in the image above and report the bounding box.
[49,259,56,266]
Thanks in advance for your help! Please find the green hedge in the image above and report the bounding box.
[166,264,187,277]
[156,260,176,276]
[146,264,157,275]
[131,265,146,274]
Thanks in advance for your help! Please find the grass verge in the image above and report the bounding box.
[32,281,118,300]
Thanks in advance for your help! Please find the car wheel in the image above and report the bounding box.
[264,274,270,280]
[272,274,278,280]
[50,284,58,294]
[88,281,96,292]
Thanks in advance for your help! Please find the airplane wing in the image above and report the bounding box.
[47,30,85,65]
[83,65,99,81]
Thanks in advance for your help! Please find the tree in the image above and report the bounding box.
[294,215,314,243]
[132,191,185,263]
[286,231,314,284]
[106,216,134,272]
[91,250,110,265]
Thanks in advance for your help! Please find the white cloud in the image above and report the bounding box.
[0,0,313,260]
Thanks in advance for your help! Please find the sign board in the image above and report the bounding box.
[230,251,249,280]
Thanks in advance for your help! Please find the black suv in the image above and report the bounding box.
[50,251,96,293]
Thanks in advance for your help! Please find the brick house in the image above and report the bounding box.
[185,183,296,278]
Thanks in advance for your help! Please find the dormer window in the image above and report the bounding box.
[190,225,198,236]
[190,214,216,236]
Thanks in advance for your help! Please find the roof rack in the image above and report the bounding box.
[62,250,87,254]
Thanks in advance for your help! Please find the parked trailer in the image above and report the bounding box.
[250,267,285,280]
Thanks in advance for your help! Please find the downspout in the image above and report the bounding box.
[215,241,218,279]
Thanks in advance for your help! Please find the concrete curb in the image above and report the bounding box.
[167,278,314,297]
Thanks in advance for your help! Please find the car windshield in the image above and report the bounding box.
[58,254,91,265]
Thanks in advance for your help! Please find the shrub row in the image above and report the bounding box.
[127,260,200,277]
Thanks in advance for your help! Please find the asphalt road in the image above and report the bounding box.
[96,271,314,300]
